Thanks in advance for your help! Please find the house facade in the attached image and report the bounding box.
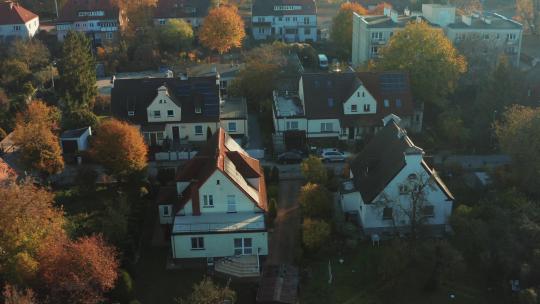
[251,0,317,42]
[111,75,247,148]
[153,0,210,28]
[56,0,125,45]
[0,2,39,41]
[352,5,523,66]
[341,116,454,237]
[157,128,268,266]
[272,71,422,149]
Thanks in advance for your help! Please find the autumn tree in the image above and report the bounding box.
[302,218,331,251]
[368,2,392,15]
[0,180,65,284]
[37,235,119,304]
[331,2,368,58]
[90,119,148,177]
[374,22,467,110]
[516,0,538,34]
[176,277,236,304]
[300,155,328,184]
[495,105,540,195]
[158,19,194,53]
[298,183,333,220]
[57,31,97,110]
[199,6,245,54]
[2,284,37,304]
[12,101,64,175]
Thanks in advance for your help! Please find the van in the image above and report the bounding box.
[318,54,328,69]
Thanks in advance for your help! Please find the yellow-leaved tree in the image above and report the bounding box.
[199,6,245,54]
[374,22,467,107]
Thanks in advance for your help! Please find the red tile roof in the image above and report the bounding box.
[0,2,38,25]
[171,128,268,213]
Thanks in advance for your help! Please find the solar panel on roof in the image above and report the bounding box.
[380,73,406,93]
[176,84,191,96]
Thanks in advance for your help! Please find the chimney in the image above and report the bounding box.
[404,146,424,165]
[191,182,201,216]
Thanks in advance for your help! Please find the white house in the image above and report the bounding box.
[153,0,210,28]
[56,0,125,45]
[157,128,268,276]
[341,115,454,237]
[352,5,523,67]
[60,127,92,153]
[272,71,422,150]
[0,2,39,41]
[251,0,317,42]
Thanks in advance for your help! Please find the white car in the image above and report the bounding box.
[320,150,346,162]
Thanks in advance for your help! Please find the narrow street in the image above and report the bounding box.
[267,179,303,265]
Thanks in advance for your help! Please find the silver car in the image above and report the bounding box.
[320,150,346,162]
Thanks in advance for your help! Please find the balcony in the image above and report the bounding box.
[172,212,265,234]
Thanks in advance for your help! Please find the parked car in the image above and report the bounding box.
[277,151,303,164]
[320,149,346,162]
[318,54,328,70]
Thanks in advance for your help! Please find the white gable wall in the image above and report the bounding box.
[147,88,182,123]
[343,86,377,115]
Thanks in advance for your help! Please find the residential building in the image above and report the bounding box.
[187,63,244,97]
[0,1,39,41]
[352,5,523,66]
[56,0,125,45]
[341,115,454,237]
[157,128,268,275]
[60,127,92,154]
[251,0,317,42]
[153,0,210,28]
[111,75,248,148]
[272,71,421,150]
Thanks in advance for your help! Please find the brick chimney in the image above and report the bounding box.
[191,182,201,216]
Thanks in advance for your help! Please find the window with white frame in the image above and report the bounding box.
[286,121,298,130]
[370,46,379,57]
[507,33,517,40]
[162,205,170,216]
[351,104,358,112]
[320,122,333,132]
[399,184,409,194]
[227,195,236,213]
[13,25,20,31]
[304,17,310,24]
[191,237,204,250]
[154,110,161,118]
[195,125,203,135]
[363,104,370,112]
[167,110,174,117]
[203,194,214,207]
[159,19,166,25]
[228,122,237,132]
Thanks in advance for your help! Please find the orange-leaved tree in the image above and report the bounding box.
[37,235,119,304]
[12,101,64,175]
[331,2,368,58]
[0,179,66,284]
[199,5,245,54]
[90,119,148,177]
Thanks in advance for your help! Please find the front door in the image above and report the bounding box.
[234,238,253,255]
[172,126,180,142]
[348,127,355,140]
[227,195,236,213]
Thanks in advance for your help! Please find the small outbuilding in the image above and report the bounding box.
[60,127,92,154]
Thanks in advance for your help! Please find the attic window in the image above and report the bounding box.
[351,104,357,112]
[362,91,365,97]
[128,111,135,116]
[363,104,370,112]
[195,106,202,114]
[408,173,417,180]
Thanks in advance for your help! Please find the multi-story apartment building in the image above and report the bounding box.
[251,0,317,42]
[0,1,39,41]
[153,0,211,28]
[352,4,523,67]
[56,0,125,45]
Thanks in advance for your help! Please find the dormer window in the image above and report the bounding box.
[128,111,135,116]
[351,105,357,112]
[195,106,202,114]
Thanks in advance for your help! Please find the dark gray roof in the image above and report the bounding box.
[252,0,316,16]
[350,120,453,203]
[220,97,247,120]
[447,12,522,30]
[111,76,220,126]
[154,0,211,19]
[60,127,90,139]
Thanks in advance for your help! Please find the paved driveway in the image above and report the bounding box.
[247,113,263,149]
[267,179,303,264]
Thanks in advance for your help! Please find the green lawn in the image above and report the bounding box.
[300,243,499,304]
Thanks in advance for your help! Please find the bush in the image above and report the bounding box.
[302,218,331,251]
[301,156,327,184]
[298,183,333,220]
[110,269,135,303]
[268,198,277,221]
[267,185,279,201]
[270,166,280,183]
[62,109,100,131]
[325,168,339,192]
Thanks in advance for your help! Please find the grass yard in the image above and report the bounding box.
[300,243,501,304]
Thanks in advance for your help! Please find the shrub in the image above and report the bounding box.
[301,156,327,184]
[302,218,330,251]
[268,198,277,221]
[270,166,280,183]
[110,269,135,303]
[267,185,279,201]
[298,183,333,220]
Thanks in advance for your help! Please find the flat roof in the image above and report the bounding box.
[172,212,265,233]
[221,98,247,119]
[273,91,304,117]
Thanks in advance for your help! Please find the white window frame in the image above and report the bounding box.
[191,237,204,250]
[195,125,203,135]
[154,110,161,118]
[286,121,298,130]
[203,194,214,208]
[167,110,174,117]
[227,195,236,213]
[320,122,333,133]
[228,122,237,132]
[351,104,358,112]
[234,238,253,255]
